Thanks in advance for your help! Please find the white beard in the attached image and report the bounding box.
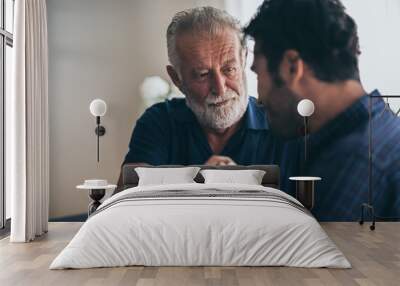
[186,88,248,131]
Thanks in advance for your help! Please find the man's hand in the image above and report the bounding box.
[205,155,237,166]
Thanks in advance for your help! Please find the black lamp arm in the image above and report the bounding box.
[304,116,309,163]
[94,116,106,162]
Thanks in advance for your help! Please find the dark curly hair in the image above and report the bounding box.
[244,0,361,82]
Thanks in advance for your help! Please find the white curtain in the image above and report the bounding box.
[8,0,49,242]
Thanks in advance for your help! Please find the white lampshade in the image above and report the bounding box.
[89,99,107,117]
[140,76,170,99]
[297,99,315,117]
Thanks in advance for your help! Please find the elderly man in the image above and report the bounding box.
[121,7,279,170]
[244,0,400,221]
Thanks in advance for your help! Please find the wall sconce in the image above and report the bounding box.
[297,99,315,164]
[89,99,107,162]
[290,99,320,211]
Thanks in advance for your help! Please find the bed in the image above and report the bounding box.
[50,164,350,269]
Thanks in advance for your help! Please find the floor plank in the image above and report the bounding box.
[0,222,399,286]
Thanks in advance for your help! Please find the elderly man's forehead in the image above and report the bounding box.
[176,30,242,53]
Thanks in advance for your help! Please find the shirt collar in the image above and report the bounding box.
[170,96,269,130]
[243,96,269,130]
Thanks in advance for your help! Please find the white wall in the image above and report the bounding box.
[224,0,263,99]
[342,0,400,111]
[47,0,224,218]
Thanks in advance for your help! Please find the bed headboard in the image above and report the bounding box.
[115,164,280,194]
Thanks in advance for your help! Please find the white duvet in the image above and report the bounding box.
[50,183,351,269]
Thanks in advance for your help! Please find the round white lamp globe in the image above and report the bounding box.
[90,99,107,117]
[297,99,315,117]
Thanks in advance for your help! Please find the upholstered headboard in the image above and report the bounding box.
[114,164,280,195]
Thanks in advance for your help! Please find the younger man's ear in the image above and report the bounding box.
[280,50,304,85]
[166,65,182,90]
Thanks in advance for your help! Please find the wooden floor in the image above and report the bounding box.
[0,222,399,286]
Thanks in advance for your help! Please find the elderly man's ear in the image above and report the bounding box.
[167,65,184,93]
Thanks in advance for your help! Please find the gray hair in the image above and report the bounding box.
[166,6,245,72]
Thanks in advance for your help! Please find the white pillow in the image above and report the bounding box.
[135,167,200,186]
[200,169,266,185]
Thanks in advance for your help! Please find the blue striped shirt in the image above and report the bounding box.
[280,90,400,221]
